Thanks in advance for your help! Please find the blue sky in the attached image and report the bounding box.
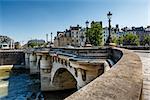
[0,0,149,44]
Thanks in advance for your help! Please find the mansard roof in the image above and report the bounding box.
[70,25,81,30]
[0,35,13,43]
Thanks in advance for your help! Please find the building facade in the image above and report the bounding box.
[103,24,120,44]
[54,25,86,47]
[0,35,14,49]
[121,26,150,43]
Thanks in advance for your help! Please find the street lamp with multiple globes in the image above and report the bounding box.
[106,11,112,45]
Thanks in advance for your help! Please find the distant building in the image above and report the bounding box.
[79,28,86,47]
[70,25,82,46]
[0,35,14,49]
[54,25,86,47]
[103,24,120,44]
[121,26,150,43]
[103,27,109,44]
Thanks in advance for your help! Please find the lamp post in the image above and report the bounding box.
[85,20,89,44]
[106,11,112,45]
[51,32,52,44]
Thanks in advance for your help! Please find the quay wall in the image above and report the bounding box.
[119,46,150,50]
[0,50,25,65]
[65,47,142,100]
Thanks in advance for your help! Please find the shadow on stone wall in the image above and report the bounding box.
[0,51,25,65]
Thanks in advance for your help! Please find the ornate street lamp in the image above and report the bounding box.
[51,32,52,44]
[85,20,90,44]
[106,11,112,45]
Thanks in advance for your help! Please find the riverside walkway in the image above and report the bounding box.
[133,50,150,100]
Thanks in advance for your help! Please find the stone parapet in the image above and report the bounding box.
[65,47,142,100]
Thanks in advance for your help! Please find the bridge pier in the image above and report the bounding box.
[40,54,52,91]
[29,53,37,74]
[36,55,41,73]
[25,53,30,69]
[76,68,87,89]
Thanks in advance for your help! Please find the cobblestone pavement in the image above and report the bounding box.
[132,50,150,100]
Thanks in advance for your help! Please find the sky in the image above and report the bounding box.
[0,0,149,44]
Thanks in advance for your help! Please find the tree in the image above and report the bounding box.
[27,39,45,48]
[86,21,103,46]
[112,37,117,44]
[117,35,124,45]
[142,35,150,45]
[15,42,21,49]
[123,33,140,46]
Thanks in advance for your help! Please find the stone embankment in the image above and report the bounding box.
[65,47,143,100]
[0,50,25,65]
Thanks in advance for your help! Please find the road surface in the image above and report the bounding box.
[133,50,150,100]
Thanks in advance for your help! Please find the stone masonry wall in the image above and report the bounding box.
[65,47,142,100]
[0,50,25,65]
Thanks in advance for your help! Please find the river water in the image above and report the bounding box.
[0,65,76,100]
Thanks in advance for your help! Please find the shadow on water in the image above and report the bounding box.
[42,88,77,100]
[0,65,77,100]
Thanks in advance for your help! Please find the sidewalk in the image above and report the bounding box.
[134,50,150,100]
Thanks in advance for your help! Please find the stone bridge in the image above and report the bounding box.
[25,47,143,100]
[25,47,113,91]
[65,47,143,100]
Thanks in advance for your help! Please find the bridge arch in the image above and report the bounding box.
[50,61,77,85]
[50,57,104,90]
[52,68,77,90]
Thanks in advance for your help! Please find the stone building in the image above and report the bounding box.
[103,24,120,44]
[54,31,71,47]
[54,25,86,47]
[121,26,150,43]
[0,35,14,49]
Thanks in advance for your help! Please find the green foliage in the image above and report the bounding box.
[15,42,21,49]
[86,22,103,46]
[28,42,45,48]
[142,35,150,45]
[123,33,140,46]
[117,35,124,45]
[113,33,140,46]
[112,37,117,44]
[28,42,37,48]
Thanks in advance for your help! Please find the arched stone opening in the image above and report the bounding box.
[52,68,77,90]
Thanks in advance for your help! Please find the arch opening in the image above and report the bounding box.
[52,68,77,90]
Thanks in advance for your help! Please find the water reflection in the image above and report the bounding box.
[0,65,40,100]
[0,65,76,100]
